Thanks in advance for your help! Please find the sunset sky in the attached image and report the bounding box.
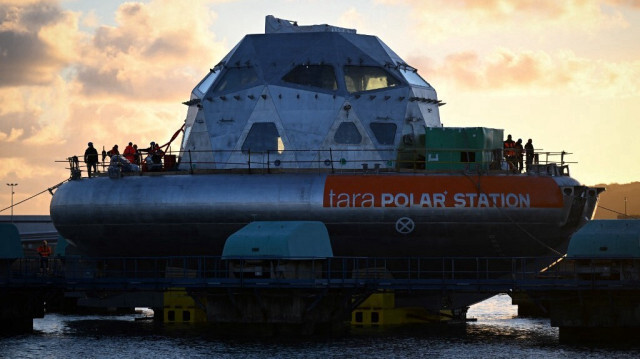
[1,0,639,215]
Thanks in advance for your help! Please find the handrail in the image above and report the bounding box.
[4,255,640,291]
[56,148,575,179]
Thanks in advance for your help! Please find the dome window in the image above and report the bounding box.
[213,67,259,93]
[344,66,401,93]
[334,122,362,144]
[195,70,221,95]
[282,65,337,91]
[241,123,284,153]
[370,122,397,145]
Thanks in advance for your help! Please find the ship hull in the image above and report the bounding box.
[50,172,599,258]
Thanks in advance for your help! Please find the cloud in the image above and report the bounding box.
[81,9,100,28]
[606,0,640,9]
[75,0,225,101]
[23,123,67,146]
[378,0,630,42]
[0,81,70,143]
[0,127,24,142]
[0,0,80,86]
[0,0,230,215]
[337,7,366,31]
[0,157,59,179]
[407,49,640,97]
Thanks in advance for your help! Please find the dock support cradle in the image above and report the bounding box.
[0,289,46,334]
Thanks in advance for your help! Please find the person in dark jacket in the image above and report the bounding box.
[84,142,99,177]
[525,139,535,171]
[133,144,140,165]
[515,138,524,173]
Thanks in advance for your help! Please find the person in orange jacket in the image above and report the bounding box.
[37,240,52,272]
[107,144,120,158]
[503,134,516,171]
[123,142,136,163]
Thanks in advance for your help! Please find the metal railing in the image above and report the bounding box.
[3,255,639,292]
[58,148,574,178]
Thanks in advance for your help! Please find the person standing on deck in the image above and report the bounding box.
[525,139,535,171]
[123,142,136,163]
[84,142,98,178]
[515,138,524,173]
[503,134,516,171]
[133,144,141,165]
[107,144,120,157]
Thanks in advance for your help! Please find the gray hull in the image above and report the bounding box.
[50,172,599,257]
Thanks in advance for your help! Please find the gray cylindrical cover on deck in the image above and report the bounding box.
[222,221,333,258]
[0,224,24,259]
[568,220,640,257]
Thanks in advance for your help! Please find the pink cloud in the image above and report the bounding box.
[378,0,629,42]
[606,0,640,9]
[0,1,76,86]
[75,1,225,100]
[408,49,639,96]
[0,0,227,214]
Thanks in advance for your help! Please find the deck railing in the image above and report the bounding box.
[3,255,639,292]
[59,148,574,178]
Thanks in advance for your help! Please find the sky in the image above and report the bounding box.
[1,0,639,215]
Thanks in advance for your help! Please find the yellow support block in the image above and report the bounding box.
[352,292,453,326]
[163,288,207,323]
[358,292,395,309]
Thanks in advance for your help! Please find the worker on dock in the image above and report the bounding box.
[83,142,98,178]
[37,240,52,273]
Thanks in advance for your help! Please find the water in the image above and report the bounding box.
[2,294,640,358]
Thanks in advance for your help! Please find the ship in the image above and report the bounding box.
[50,16,602,262]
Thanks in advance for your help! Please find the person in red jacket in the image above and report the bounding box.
[503,134,516,171]
[37,240,52,272]
[107,144,119,158]
[123,142,136,163]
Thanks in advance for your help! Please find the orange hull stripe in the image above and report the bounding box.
[323,175,564,208]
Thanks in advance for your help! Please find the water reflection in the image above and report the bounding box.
[1,294,638,358]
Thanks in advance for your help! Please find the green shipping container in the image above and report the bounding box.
[424,127,503,171]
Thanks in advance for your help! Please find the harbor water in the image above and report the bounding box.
[2,294,640,358]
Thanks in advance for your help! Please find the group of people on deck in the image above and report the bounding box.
[82,141,164,177]
[503,135,535,173]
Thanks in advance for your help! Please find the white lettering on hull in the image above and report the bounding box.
[328,189,531,208]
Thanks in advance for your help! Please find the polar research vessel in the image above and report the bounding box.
[50,16,601,261]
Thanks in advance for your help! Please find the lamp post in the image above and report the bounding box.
[6,183,17,223]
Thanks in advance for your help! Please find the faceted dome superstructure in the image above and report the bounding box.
[179,16,443,170]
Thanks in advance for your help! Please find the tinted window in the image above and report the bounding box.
[370,123,397,145]
[344,66,401,93]
[282,65,337,90]
[399,68,430,87]
[242,123,281,153]
[181,126,192,150]
[334,122,362,144]
[196,70,220,94]
[212,67,259,93]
